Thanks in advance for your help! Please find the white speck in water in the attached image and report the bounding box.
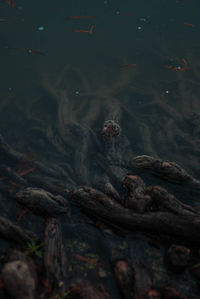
[38,26,45,31]
[138,26,142,30]
[8,87,12,91]
[177,66,181,70]
[75,90,80,95]
[139,18,146,22]
[104,0,108,4]
[165,90,169,94]
[116,11,120,15]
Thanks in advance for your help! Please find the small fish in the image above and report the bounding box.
[74,24,94,34]
[0,18,8,22]
[164,65,174,70]
[184,22,195,27]
[181,57,188,70]
[74,29,90,33]
[120,64,137,68]
[164,58,188,71]
[67,16,95,19]
[4,0,17,8]
[89,24,94,34]
[11,48,46,56]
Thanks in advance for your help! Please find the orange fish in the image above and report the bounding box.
[89,24,94,34]
[164,58,188,71]
[181,58,188,70]
[74,25,94,34]
[4,0,17,8]
[184,22,195,27]
[11,48,46,56]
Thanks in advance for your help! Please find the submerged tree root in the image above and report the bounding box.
[1,132,200,298]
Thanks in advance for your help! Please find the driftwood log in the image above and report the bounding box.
[130,155,200,187]
[43,217,68,293]
[1,125,200,298]
[15,188,69,217]
[71,186,200,244]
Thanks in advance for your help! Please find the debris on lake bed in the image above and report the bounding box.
[0,120,200,297]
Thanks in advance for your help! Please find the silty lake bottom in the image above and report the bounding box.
[0,0,200,297]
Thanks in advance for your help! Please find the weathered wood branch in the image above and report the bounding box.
[71,186,200,244]
[131,155,200,187]
[15,188,69,216]
[43,218,68,292]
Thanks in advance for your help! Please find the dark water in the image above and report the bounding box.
[0,0,200,297]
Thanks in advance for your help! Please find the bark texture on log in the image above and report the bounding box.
[123,174,152,213]
[146,186,199,216]
[71,186,200,244]
[43,217,68,292]
[131,155,200,187]
[16,188,69,216]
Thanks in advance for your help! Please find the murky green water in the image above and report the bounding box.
[0,0,200,297]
